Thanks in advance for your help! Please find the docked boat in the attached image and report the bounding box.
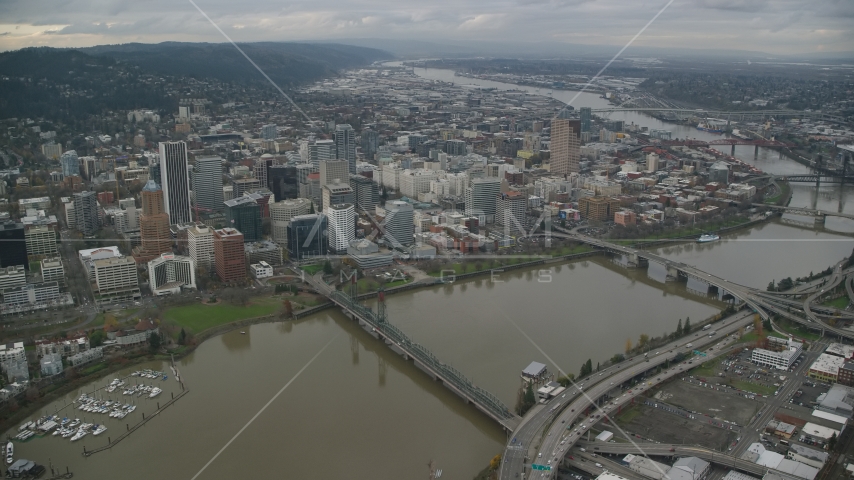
[149,387,162,398]
[6,441,13,464]
[93,425,107,436]
[697,233,720,243]
[696,122,724,134]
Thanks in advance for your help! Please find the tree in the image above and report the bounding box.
[611,354,625,364]
[625,338,633,354]
[103,314,119,331]
[178,328,187,345]
[282,300,294,319]
[767,280,776,292]
[89,329,106,347]
[524,383,535,406]
[148,332,161,353]
[489,454,501,471]
[828,432,838,452]
[557,374,576,387]
[684,318,692,334]
[676,318,683,337]
[638,334,650,348]
[322,260,333,275]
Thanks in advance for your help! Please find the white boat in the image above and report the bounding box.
[149,387,162,398]
[6,441,12,464]
[697,233,720,243]
[93,425,107,436]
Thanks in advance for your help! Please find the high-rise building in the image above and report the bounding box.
[349,174,378,213]
[319,159,349,187]
[326,204,355,254]
[361,129,379,162]
[268,165,299,201]
[159,141,192,224]
[40,257,64,283]
[93,256,141,305]
[550,118,581,175]
[269,198,312,245]
[187,225,215,270]
[578,196,621,222]
[308,140,335,168]
[0,265,26,290]
[287,214,328,260]
[382,201,414,248]
[42,143,62,160]
[193,156,224,211]
[213,228,246,283]
[232,177,260,199]
[321,182,355,212]
[254,155,273,190]
[580,107,592,133]
[60,150,80,177]
[465,177,501,224]
[497,191,528,235]
[148,253,196,296]
[445,139,467,156]
[335,124,356,174]
[224,196,261,243]
[261,124,277,141]
[0,221,26,270]
[73,191,100,236]
[24,226,58,259]
[133,180,173,263]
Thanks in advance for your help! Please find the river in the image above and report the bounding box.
[5,66,853,480]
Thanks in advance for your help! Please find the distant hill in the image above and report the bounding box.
[79,42,394,85]
[0,42,392,121]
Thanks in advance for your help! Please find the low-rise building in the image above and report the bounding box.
[752,338,802,370]
[116,319,159,346]
[667,456,710,480]
[786,444,828,470]
[40,353,63,376]
[40,257,64,283]
[68,347,103,367]
[622,454,670,480]
[250,261,274,279]
[35,335,88,358]
[347,239,393,269]
[808,353,846,383]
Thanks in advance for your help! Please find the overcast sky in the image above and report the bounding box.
[1,0,852,56]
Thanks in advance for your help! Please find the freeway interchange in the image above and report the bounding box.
[500,309,755,480]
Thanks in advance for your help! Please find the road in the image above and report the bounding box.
[500,310,754,480]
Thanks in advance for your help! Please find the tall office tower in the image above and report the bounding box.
[287,214,328,260]
[335,124,356,174]
[319,159,349,187]
[193,156,224,211]
[444,139,467,156]
[295,164,319,185]
[349,174,378,213]
[60,150,80,177]
[269,198,312,245]
[326,203,355,254]
[255,154,273,189]
[232,177,260,199]
[496,191,528,235]
[580,107,592,133]
[187,225,215,270]
[308,140,335,168]
[360,129,379,162]
[24,226,58,258]
[224,196,261,243]
[73,191,100,236]
[159,141,192,224]
[268,165,299,201]
[213,228,245,283]
[550,118,581,176]
[261,124,277,141]
[0,221,27,269]
[382,201,414,248]
[149,163,161,187]
[465,177,501,224]
[133,180,173,263]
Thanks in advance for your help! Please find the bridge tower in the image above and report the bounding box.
[376,287,388,324]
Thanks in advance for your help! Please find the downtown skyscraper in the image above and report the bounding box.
[159,141,192,224]
[335,124,356,175]
[550,118,581,176]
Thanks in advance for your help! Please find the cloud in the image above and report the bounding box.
[0,0,851,55]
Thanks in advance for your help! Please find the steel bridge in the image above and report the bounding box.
[304,274,519,429]
[589,107,848,124]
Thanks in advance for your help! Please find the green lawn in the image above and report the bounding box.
[691,357,722,377]
[615,405,643,425]
[164,299,280,334]
[302,264,324,275]
[731,380,776,396]
[739,330,787,343]
[774,320,822,342]
[823,297,850,310]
